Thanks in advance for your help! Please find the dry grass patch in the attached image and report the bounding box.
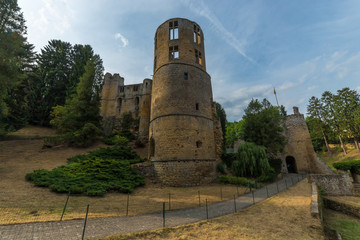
[100,180,324,240]
[0,131,244,225]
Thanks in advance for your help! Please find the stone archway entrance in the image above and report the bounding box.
[286,156,297,173]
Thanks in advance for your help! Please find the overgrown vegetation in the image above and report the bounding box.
[219,175,250,186]
[26,145,145,196]
[103,130,135,145]
[333,160,360,175]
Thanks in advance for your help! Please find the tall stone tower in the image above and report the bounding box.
[149,18,217,186]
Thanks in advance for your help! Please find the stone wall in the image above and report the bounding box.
[308,173,353,195]
[153,159,216,186]
[100,73,152,139]
[281,107,333,174]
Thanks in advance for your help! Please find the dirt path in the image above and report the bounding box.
[0,174,313,240]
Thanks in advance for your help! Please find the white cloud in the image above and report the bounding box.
[114,33,129,47]
[307,85,317,91]
[182,0,255,63]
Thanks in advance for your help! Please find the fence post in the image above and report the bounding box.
[168,193,171,210]
[266,185,269,198]
[198,190,201,207]
[163,202,165,228]
[252,191,255,205]
[205,199,208,220]
[126,193,130,216]
[60,192,70,222]
[81,204,89,240]
[233,195,237,213]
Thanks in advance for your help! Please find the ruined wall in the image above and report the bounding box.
[150,18,216,186]
[100,73,152,139]
[281,107,333,174]
[308,173,353,195]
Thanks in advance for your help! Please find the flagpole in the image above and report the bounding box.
[274,88,279,107]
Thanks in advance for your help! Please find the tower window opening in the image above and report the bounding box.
[195,49,202,65]
[169,46,179,60]
[135,96,139,105]
[169,21,179,40]
[196,103,199,110]
[133,85,139,91]
[194,25,201,44]
[117,98,122,114]
[184,72,188,80]
[119,86,124,93]
[196,141,202,148]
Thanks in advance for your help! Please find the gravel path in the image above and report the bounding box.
[0,174,305,240]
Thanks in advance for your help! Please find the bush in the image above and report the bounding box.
[103,130,134,145]
[221,153,237,168]
[26,158,145,196]
[268,158,282,175]
[333,160,360,174]
[26,145,146,196]
[216,163,225,174]
[219,175,249,186]
[66,123,101,147]
[256,168,277,183]
[67,145,144,164]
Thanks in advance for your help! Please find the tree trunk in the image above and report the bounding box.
[339,135,347,155]
[354,137,360,153]
[323,132,331,154]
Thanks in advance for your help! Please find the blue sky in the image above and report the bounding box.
[18,0,360,121]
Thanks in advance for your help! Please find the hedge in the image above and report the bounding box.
[333,160,360,174]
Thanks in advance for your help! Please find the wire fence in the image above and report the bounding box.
[0,174,306,227]
[0,174,307,240]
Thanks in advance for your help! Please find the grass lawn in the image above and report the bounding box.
[323,209,360,240]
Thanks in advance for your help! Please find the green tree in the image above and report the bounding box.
[241,98,286,157]
[214,101,227,149]
[0,0,34,135]
[334,88,360,153]
[50,58,103,146]
[321,91,347,154]
[307,96,331,153]
[232,142,270,177]
[225,120,244,148]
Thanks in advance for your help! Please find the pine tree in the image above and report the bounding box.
[50,58,103,146]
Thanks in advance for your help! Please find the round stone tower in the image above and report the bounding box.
[149,18,217,186]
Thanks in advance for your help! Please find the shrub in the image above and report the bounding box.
[103,130,135,145]
[256,168,277,183]
[67,145,144,164]
[65,123,101,147]
[26,145,145,196]
[221,153,237,168]
[219,175,249,186]
[333,160,360,174]
[268,158,282,175]
[216,163,225,174]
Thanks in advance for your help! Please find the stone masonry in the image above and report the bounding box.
[100,18,221,186]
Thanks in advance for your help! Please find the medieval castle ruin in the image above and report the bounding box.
[100,18,331,186]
